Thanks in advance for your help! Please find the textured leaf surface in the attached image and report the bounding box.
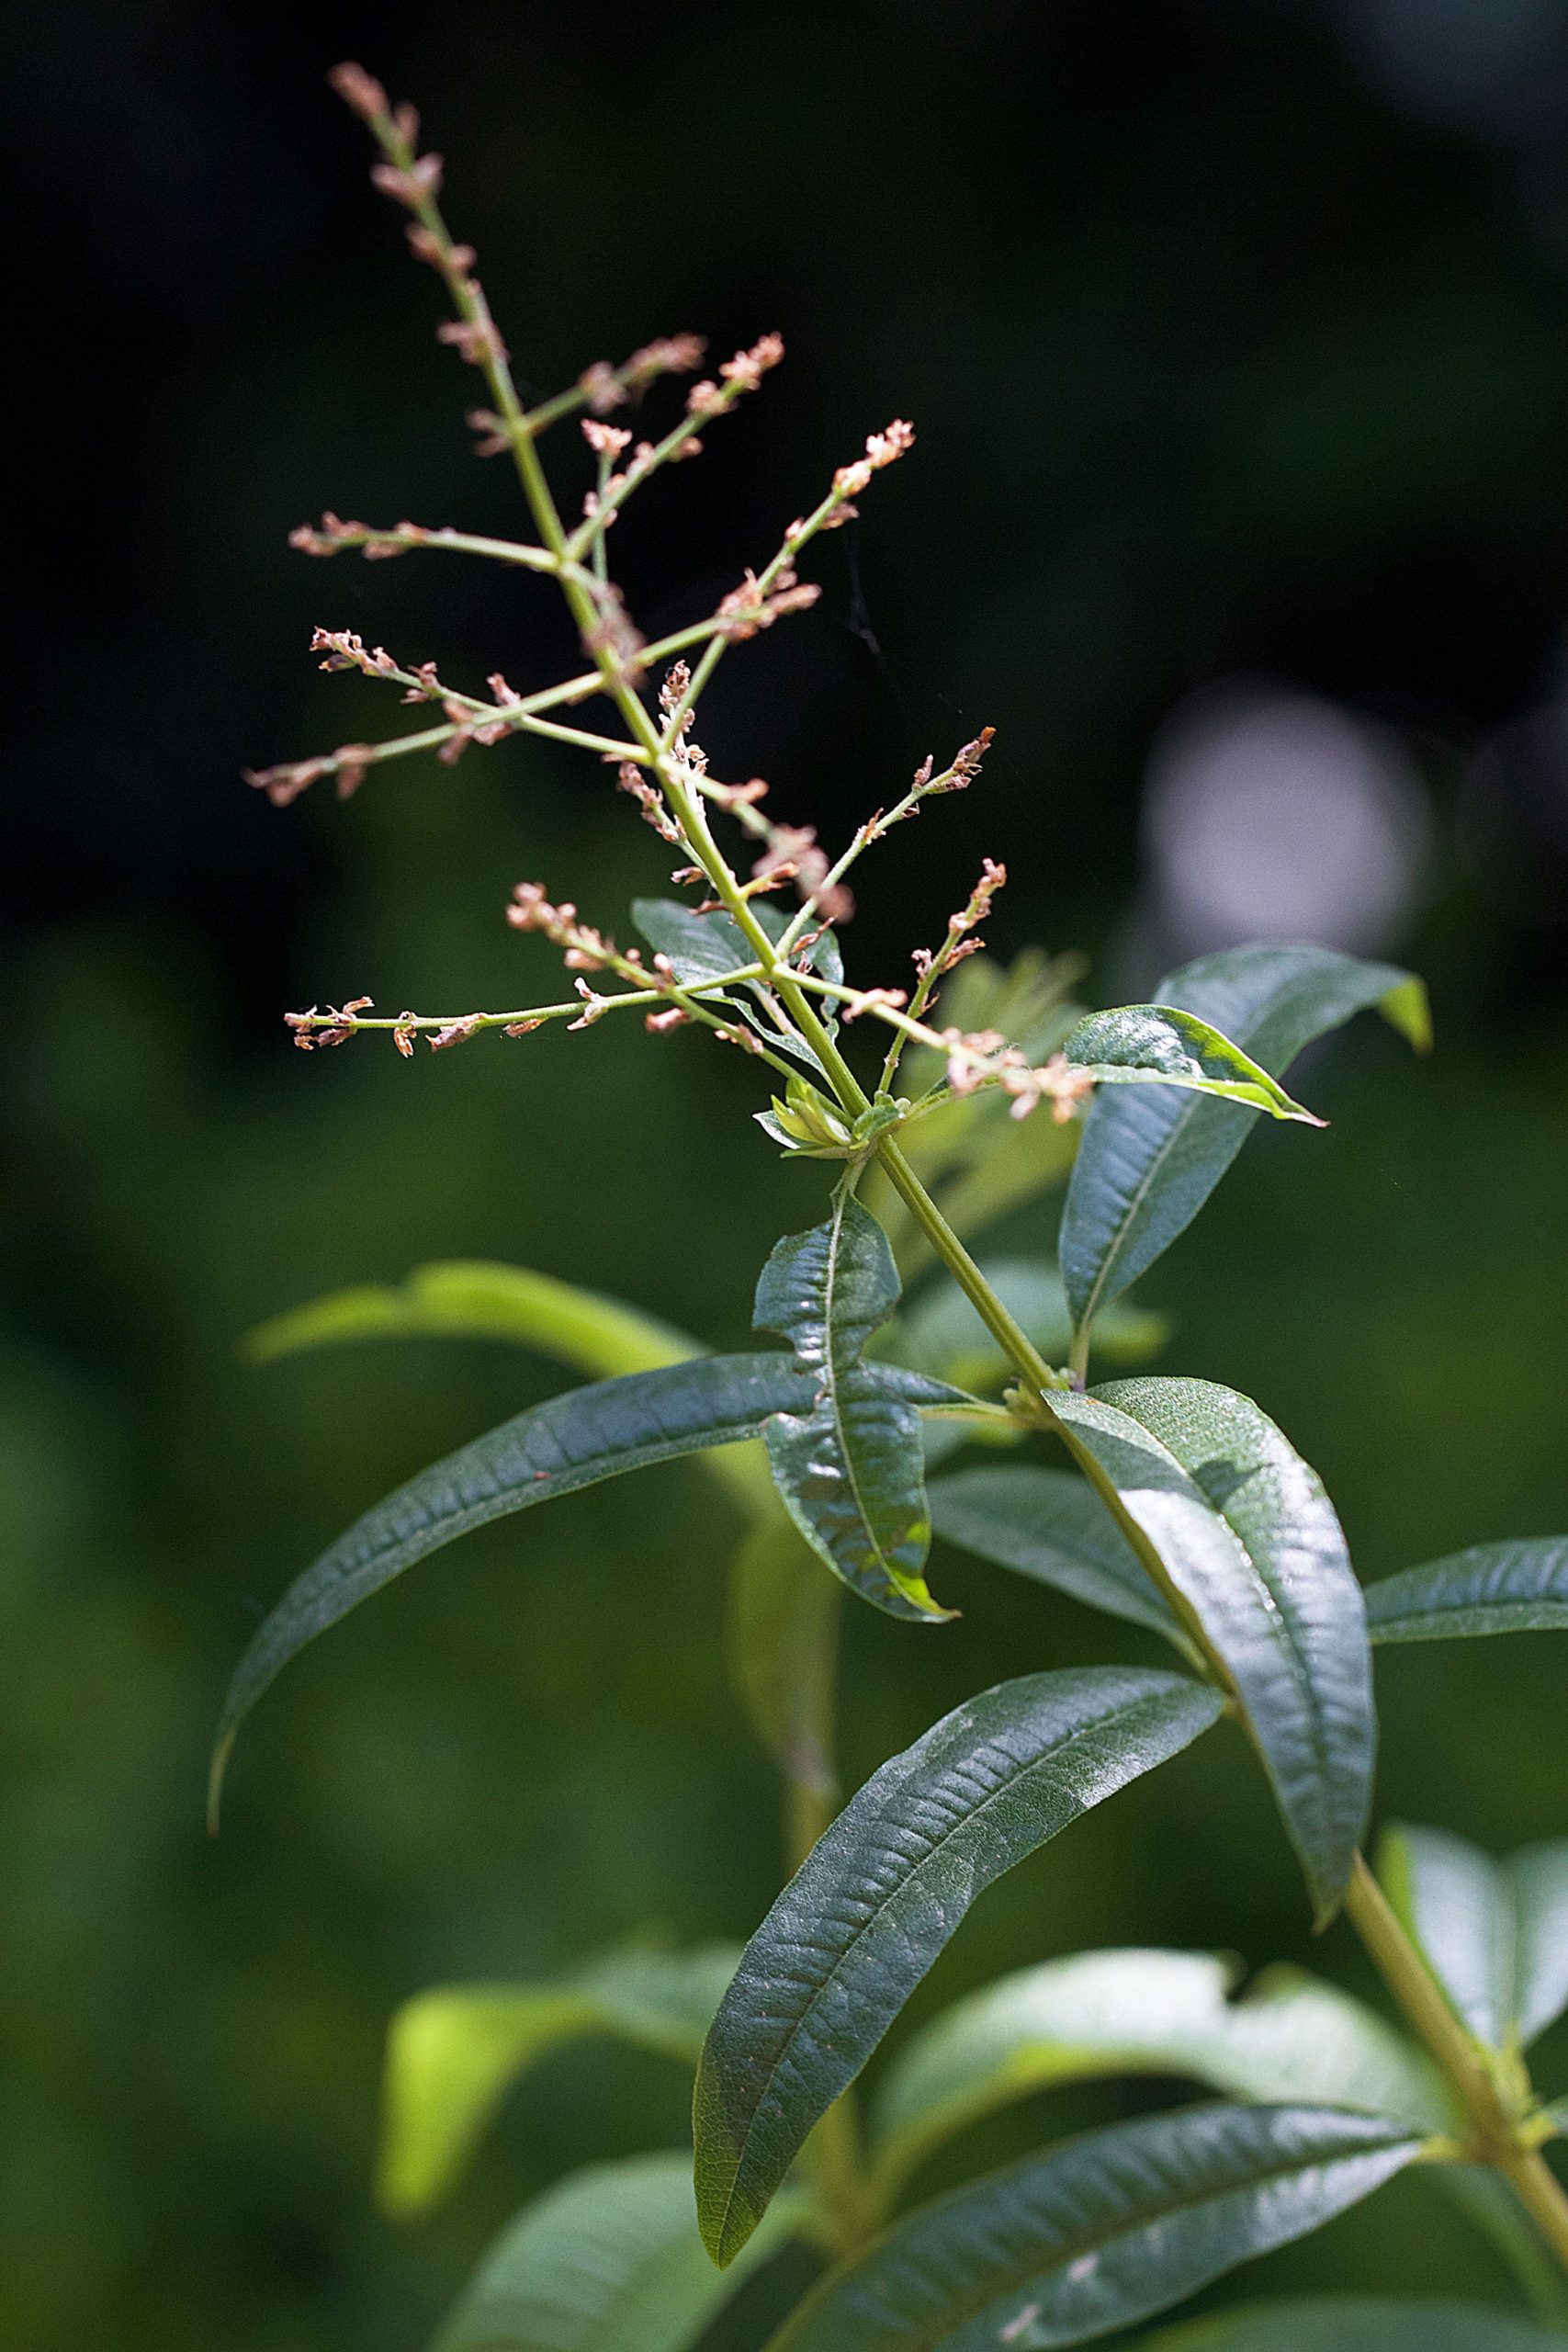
[1063,1004,1323,1120]
[927,1464,1189,1649]
[765,2103,1420,2350]
[753,1194,961,1621]
[890,1258,1168,1392]
[1055,1380,1374,1921]
[1379,1825,1568,2051]
[694,1665,1224,2264]
[433,2152,796,2352]
[726,1518,839,1798]
[870,1947,1443,2190]
[1060,945,1426,1333]
[1137,2298,1568,2351]
[244,1259,700,1378]
[1366,1541,1568,1644]
[380,1945,739,2215]
[210,1351,818,1823]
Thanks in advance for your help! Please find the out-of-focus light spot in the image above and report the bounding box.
[1142,682,1431,959]
[1323,0,1568,144]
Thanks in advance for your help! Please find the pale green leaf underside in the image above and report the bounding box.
[1060,945,1426,1335]
[1378,1823,1568,2051]
[1136,2298,1568,2351]
[433,2151,798,2352]
[694,1664,1224,2265]
[1063,1004,1323,1122]
[243,1259,702,1379]
[764,2102,1420,2350]
[210,1351,829,1825]
[1366,1541,1568,1644]
[1050,1381,1374,1922]
[753,1194,963,1622]
[870,1946,1444,2192]
[380,1944,740,2216]
[927,1463,1190,1649]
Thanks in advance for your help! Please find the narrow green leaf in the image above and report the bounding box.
[726,1517,839,1798]
[1055,1381,1374,1922]
[753,1193,961,1622]
[1378,1825,1568,2052]
[764,2103,1421,2350]
[694,1664,1224,2264]
[379,1944,739,2215]
[889,1257,1168,1393]
[1367,1541,1568,1644]
[1064,1004,1325,1122]
[1060,945,1427,1334]
[209,1351,818,1826]
[1135,2296,1568,2351]
[927,1464,1190,1650]
[243,1259,701,1379]
[870,1947,1444,2192]
[632,898,841,989]
[433,2151,799,2352]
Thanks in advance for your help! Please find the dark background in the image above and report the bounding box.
[5,3,1568,2346]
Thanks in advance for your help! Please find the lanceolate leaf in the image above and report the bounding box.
[244,1259,701,1379]
[1052,1381,1374,1923]
[1060,945,1427,1337]
[1378,1825,1568,2052]
[1135,2297,1568,2351]
[1366,1541,1568,1644]
[434,2152,799,2352]
[726,1519,839,1799]
[694,1665,1224,2265]
[753,1193,962,1622]
[209,1351,820,1826]
[764,2103,1422,2351]
[632,898,842,989]
[927,1464,1190,1650]
[869,1947,1444,2192]
[1063,1005,1325,1121]
[379,1944,740,2215]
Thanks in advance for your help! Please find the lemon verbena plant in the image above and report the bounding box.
[219,62,1568,2352]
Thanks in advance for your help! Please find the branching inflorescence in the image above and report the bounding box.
[250,62,1096,1138]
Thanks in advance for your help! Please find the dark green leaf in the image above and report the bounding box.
[927,1464,1190,1650]
[380,1944,740,2215]
[1135,2297,1568,2351]
[1060,945,1427,1334]
[694,1664,1224,2264]
[764,2103,1420,2350]
[1063,1005,1325,1121]
[1378,1825,1568,2051]
[870,1948,1443,2192]
[632,898,841,989]
[1055,1380,1374,1922]
[433,2151,799,2352]
[243,1259,701,1377]
[209,1351,818,1826]
[726,1518,839,1798]
[753,1193,961,1622]
[1366,1541,1568,1644]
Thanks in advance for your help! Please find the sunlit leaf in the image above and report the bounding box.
[1378,1824,1568,2052]
[869,1947,1443,2192]
[1053,1381,1374,1923]
[752,1193,964,1622]
[694,1664,1224,2264]
[927,1464,1191,1651]
[1063,1004,1325,1121]
[726,1517,839,1798]
[1134,2296,1568,2350]
[764,2104,1421,2350]
[1060,945,1427,1337]
[209,1351,822,1826]
[379,1945,739,2216]
[433,2151,799,2352]
[1366,1541,1568,1645]
[888,1257,1168,1392]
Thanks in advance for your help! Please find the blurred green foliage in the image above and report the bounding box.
[5,2,1568,2346]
